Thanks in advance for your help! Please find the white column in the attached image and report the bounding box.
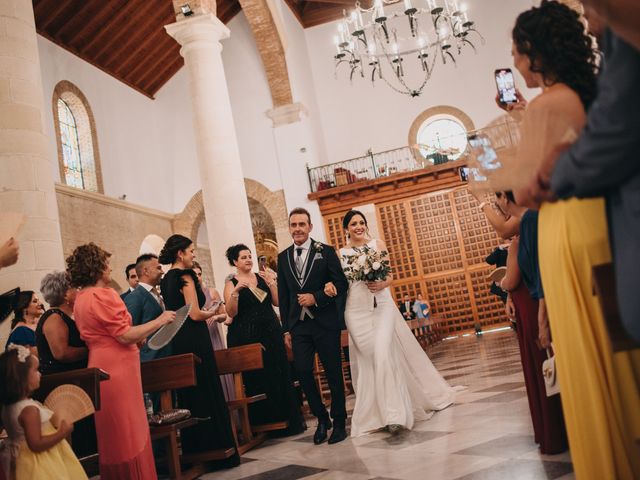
[166,14,257,289]
[0,0,65,343]
[267,103,326,242]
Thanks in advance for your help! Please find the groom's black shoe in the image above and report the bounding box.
[328,421,347,445]
[313,419,332,445]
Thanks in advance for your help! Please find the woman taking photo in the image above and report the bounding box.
[224,244,304,436]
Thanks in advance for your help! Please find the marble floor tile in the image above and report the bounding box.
[472,391,528,402]
[453,459,573,480]
[454,434,538,458]
[474,382,525,392]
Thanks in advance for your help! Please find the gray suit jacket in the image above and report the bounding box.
[550,29,640,343]
[124,285,171,362]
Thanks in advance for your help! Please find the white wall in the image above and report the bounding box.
[303,0,537,163]
[38,36,200,214]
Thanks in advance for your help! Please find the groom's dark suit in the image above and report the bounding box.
[277,238,348,424]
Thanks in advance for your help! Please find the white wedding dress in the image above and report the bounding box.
[341,239,457,437]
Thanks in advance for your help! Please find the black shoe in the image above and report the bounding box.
[313,419,331,445]
[328,424,347,444]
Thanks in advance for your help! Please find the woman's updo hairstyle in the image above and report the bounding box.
[11,291,34,329]
[158,234,193,265]
[512,0,598,109]
[342,210,368,231]
[225,244,251,267]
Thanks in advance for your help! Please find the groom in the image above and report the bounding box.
[278,207,349,445]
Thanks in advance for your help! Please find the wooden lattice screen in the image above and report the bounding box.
[322,186,507,335]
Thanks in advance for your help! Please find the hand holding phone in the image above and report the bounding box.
[495,68,517,105]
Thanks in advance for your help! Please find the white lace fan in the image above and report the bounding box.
[44,384,95,424]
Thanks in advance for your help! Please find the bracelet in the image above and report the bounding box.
[230,293,239,298]
[267,282,276,288]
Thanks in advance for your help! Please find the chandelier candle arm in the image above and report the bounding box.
[333,0,483,97]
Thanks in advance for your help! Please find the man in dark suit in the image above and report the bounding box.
[124,254,175,361]
[278,207,349,445]
[120,263,138,300]
[399,294,416,321]
[528,28,640,344]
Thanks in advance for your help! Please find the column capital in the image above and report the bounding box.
[265,102,308,127]
[165,13,230,51]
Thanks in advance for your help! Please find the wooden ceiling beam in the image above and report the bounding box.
[93,1,162,62]
[64,1,123,47]
[37,0,75,31]
[304,0,354,6]
[144,57,184,96]
[79,0,143,55]
[52,0,97,40]
[219,1,243,24]
[103,5,173,70]
[126,36,177,86]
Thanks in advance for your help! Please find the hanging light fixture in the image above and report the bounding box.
[333,0,484,97]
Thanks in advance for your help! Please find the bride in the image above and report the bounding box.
[325,209,458,437]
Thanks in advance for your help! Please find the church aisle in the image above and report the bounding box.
[199,329,574,480]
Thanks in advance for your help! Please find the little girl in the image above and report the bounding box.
[0,344,87,480]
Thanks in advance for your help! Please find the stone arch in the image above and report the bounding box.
[238,0,293,108]
[173,179,289,249]
[139,234,166,256]
[52,80,104,193]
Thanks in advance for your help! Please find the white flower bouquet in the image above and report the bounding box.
[342,245,392,283]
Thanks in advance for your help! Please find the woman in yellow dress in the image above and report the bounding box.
[509,3,640,479]
[0,345,87,480]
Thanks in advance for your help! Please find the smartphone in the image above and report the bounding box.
[494,68,517,104]
[258,256,267,272]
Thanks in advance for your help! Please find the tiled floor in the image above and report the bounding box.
[200,329,574,480]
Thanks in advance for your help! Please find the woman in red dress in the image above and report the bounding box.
[67,243,174,479]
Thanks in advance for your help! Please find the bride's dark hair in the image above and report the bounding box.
[342,210,368,231]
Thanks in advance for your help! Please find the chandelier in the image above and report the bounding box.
[333,0,484,97]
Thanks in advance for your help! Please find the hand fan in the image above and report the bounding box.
[488,267,507,283]
[147,304,191,350]
[249,287,267,303]
[44,384,95,424]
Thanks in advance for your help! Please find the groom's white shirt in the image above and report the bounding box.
[293,237,313,270]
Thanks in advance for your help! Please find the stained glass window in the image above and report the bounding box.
[57,98,99,192]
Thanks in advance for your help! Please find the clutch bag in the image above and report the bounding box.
[148,409,191,425]
[542,344,560,397]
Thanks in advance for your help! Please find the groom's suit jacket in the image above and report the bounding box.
[277,239,348,333]
[124,285,171,362]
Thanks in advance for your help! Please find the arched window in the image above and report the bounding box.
[53,81,103,193]
[408,106,475,165]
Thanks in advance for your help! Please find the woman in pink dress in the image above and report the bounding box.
[66,243,174,479]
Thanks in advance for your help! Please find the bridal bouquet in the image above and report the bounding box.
[342,246,391,283]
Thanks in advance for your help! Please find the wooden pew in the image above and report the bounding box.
[215,343,281,454]
[141,353,234,480]
[33,367,109,476]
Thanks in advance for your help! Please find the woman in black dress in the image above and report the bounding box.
[158,235,239,469]
[223,244,305,436]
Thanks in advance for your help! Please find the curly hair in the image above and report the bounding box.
[225,244,251,267]
[0,349,35,405]
[512,0,598,109]
[158,234,192,265]
[66,243,111,288]
[11,290,34,329]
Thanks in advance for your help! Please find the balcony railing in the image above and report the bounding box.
[306,119,520,193]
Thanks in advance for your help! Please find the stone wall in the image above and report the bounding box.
[55,183,174,291]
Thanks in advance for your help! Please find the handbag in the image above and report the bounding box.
[542,343,560,397]
[148,409,191,425]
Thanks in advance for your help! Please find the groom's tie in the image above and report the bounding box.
[295,247,304,279]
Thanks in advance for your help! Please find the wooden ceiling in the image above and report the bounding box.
[33,0,242,98]
[285,0,368,28]
[33,0,346,98]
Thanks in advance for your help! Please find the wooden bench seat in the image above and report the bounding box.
[215,343,287,454]
[141,353,235,480]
